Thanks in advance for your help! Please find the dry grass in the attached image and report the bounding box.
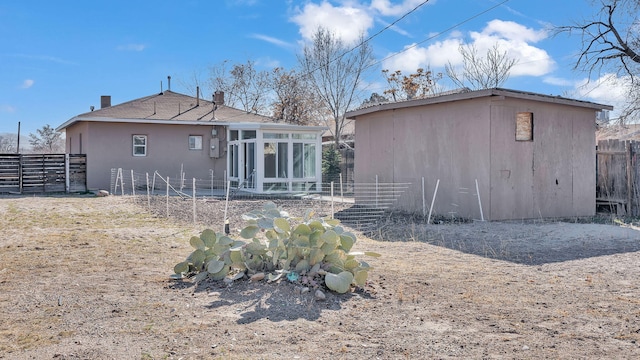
[0,195,640,359]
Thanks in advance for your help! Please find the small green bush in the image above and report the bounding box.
[172,202,379,293]
[322,147,342,182]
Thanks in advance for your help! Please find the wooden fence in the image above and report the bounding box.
[0,154,86,194]
[596,139,640,216]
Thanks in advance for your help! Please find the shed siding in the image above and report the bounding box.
[572,110,597,216]
[531,104,574,217]
[354,95,598,220]
[356,98,491,220]
[489,104,535,220]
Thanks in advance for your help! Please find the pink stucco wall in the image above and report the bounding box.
[65,121,226,190]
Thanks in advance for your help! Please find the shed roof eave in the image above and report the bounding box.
[346,88,614,119]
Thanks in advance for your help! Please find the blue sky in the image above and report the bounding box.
[0,0,628,136]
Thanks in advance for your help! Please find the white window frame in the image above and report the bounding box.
[133,135,147,157]
[189,135,203,150]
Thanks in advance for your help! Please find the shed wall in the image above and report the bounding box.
[355,98,492,220]
[354,96,597,220]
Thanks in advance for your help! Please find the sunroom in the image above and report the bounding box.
[226,123,326,193]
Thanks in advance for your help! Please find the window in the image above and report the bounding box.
[293,143,316,178]
[293,133,316,140]
[264,133,289,139]
[189,135,203,150]
[230,130,239,141]
[133,135,147,156]
[242,130,256,140]
[516,112,533,141]
[264,142,288,178]
[229,143,239,178]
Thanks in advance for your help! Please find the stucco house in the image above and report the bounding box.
[56,89,326,193]
[345,88,613,221]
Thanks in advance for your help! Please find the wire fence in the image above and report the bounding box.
[109,168,411,232]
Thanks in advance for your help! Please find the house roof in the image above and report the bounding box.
[56,90,276,131]
[597,124,640,141]
[346,87,614,119]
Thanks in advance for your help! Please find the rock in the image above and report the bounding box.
[522,345,530,351]
[250,273,265,282]
[315,289,326,301]
[96,190,109,197]
[301,287,310,294]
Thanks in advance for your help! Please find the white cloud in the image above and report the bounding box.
[254,56,280,69]
[21,79,34,89]
[543,76,575,87]
[477,19,547,43]
[370,0,433,16]
[383,38,461,72]
[574,74,629,111]
[375,18,411,37]
[249,34,293,49]
[291,1,374,44]
[0,105,16,113]
[382,19,554,78]
[117,43,146,51]
[11,54,76,65]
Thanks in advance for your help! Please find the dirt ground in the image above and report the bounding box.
[1,195,640,359]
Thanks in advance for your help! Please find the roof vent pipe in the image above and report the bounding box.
[167,76,171,91]
[212,95,216,120]
[196,86,200,107]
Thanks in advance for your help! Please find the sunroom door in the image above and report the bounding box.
[243,142,256,189]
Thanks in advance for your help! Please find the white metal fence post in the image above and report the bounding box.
[166,176,170,218]
[375,175,379,209]
[193,178,196,224]
[427,179,440,225]
[422,177,426,217]
[131,170,135,197]
[475,179,484,221]
[330,181,335,219]
[223,180,231,234]
[146,172,150,210]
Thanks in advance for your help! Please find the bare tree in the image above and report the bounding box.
[382,68,442,101]
[360,92,390,107]
[270,68,324,125]
[28,125,63,153]
[178,70,211,99]
[299,27,374,149]
[0,134,17,153]
[208,60,271,114]
[556,0,640,122]
[445,43,518,90]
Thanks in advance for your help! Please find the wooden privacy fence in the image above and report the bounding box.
[0,154,86,194]
[596,139,640,216]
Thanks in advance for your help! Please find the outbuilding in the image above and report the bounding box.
[346,88,613,221]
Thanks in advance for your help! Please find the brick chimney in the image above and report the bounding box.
[100,95,111,109]
[214,91,224,106]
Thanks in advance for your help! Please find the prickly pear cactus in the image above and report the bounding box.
[172,202,380,293]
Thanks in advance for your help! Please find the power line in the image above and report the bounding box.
[347,0,432,56]
[302,1,432,79]
[369,0,511,70]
